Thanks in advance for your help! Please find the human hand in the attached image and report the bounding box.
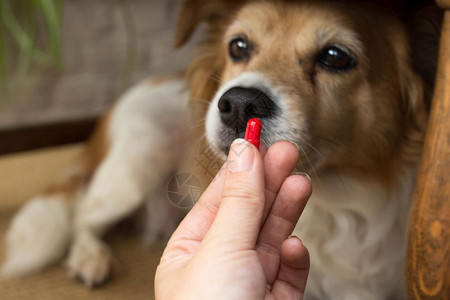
[155,139,312,299]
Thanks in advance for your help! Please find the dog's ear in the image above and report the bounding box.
[410,4,443,110]
[395,37,429,159]
[394,5,443,158]
[400,65,427,133]
[174,0,245,48]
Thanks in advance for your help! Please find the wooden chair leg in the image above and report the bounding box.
[405,1,450,298]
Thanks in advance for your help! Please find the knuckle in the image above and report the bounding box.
[221,183,261,207]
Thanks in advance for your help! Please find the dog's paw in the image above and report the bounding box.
[66,233,113,287]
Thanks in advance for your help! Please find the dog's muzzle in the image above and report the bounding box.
[217,87,277,135]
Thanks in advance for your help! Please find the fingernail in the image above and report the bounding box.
[227,138,255,172]
[288,235,303,245]
[292,172,311,183]
[287,140,300,151]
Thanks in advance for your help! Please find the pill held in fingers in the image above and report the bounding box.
[245,118,262,149]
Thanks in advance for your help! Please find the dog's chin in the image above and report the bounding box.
[218,131,245,156]
[207,143,229,161]
[208,125,247,157]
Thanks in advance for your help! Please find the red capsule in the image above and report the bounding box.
[245,118,262,149]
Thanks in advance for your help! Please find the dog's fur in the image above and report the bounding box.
[2,0,429,299]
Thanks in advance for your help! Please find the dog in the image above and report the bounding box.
[2,0,429,299]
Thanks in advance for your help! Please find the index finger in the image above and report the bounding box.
[262,141,300,223]
[162,166,225,260]
[166,139,270,246]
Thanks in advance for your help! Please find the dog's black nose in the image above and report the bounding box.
[218,87,277,133]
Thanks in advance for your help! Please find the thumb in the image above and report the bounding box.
[202,138,265,250]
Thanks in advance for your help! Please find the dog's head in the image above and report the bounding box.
[177,0,427,175]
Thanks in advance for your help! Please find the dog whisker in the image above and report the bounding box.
[188,118,207,130]
[190,98,212,106]
[311,134,345,149]
[204,74,224,85]
[305,141,323,159]
[296,156,308,175]
[297,144,321,187]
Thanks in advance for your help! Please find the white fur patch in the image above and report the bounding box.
[2,196,71,277]
[66,78,190,285]
[111,78,189,141]
[295,170,414,300]
[78,78,189,235]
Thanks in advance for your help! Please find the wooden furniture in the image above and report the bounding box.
[405,0,450,298]
[0,117,97,155]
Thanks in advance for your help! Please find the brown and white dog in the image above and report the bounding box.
[2,0,430,299]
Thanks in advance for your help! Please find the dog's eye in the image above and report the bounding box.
[229,37,252,62]
[318,46,356,71]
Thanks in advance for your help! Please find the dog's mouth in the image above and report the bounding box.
[217,127,250,156]
[215,115,275,156]
[217,121,246,154]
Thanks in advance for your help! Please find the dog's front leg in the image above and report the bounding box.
[67,127,182,286]
[65,135,149,286]
[65,79,189,287]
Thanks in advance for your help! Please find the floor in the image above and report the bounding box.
[0,144,164,300]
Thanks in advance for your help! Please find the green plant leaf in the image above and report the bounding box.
[0,0,62,103]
